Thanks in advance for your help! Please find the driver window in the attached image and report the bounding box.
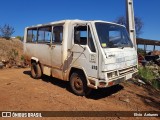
[74,25,96,52]
[74,26,87,45]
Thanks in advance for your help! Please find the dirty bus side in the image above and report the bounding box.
[24,20,138,96]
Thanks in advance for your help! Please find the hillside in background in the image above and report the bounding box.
[0,38,24,67]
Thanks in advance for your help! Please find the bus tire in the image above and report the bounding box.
[70,71,91,96]
[31,62,42,79]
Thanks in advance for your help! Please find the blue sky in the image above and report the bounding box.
[0,0,160,43]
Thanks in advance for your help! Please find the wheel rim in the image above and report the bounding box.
[73,75,83,93]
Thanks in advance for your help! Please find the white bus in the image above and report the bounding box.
[24,20,138,96]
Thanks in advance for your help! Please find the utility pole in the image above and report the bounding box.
[126,0,137,49]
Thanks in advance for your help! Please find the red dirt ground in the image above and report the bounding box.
[0,68,159,120]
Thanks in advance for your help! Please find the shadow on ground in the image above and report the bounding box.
[136,94,160,110]
[23,70,69,89]
[23,70,124,99]
[87,85,124,100]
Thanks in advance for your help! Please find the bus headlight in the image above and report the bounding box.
[107,71,118,78]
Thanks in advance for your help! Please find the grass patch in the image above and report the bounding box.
[138,67,155,81]
[138,66,160,90]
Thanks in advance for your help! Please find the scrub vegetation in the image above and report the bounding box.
[0,38,26,68]
[138,65,160,90]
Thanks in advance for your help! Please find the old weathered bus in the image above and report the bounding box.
[24,20,138,96]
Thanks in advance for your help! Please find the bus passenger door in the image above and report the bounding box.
[50,26,63,79]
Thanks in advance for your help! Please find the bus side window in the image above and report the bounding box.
[27,28,37,43]
[37,26,52,43]
[52,26,63,43]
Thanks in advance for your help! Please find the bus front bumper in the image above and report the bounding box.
[87,71,138,89]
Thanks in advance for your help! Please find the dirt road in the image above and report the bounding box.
[0,68,159,120]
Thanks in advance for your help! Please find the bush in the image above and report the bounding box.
[137,48,146,56]
[0,24,15,40]
[138,66,160,89]
[8,49,19,65]
[138,67,155,81]
[16,36,22,40]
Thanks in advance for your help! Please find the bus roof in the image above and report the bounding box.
[26,19,125,28]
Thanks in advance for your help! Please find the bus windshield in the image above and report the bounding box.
[95,22,133,48]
